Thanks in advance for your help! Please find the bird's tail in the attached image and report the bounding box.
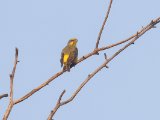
[63,63,70,72]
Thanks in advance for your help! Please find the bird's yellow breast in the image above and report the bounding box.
[63,54,69,63]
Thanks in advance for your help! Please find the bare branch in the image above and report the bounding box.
[9,74,13,103]
[47,17,160,118]
[78,17,160,63]
[47,90,66,120]
[58,90,66,103]
[95,0,113,49]
[0,94,8,100]
[3,48,19,120]
[14,17,160,106]
[60,64,106,106]
[14,70,64,104]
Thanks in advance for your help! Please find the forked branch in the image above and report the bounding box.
[15,2,146,104]
[14,16,160,106]
[47,17,160,120]
[1,0,160,119]
[95,0,113,49]
[47,90,66,120]
[3,48,19,120]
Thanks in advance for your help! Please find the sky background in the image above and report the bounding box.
[0,0,160,120]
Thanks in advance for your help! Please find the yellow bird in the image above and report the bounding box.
[60,38,78,71]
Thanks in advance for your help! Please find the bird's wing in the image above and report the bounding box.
[75,47,78,58]
[68,47,77,63]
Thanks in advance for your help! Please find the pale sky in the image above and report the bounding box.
[0,0,160,120]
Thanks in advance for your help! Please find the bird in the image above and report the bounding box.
[60,38,78,72]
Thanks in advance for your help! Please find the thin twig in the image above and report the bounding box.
[0,94,8,100]
[14,17,160,105]
[95,0,113,49]
[3,48,19,120]
[47,90,66,120]
[47,17,160,119]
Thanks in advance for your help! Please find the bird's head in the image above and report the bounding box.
[68,38,78,47]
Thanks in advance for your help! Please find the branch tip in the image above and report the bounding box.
[95,0,113,49]
[15,48,18,56]
[58,90,66,103]
[0,94,8,100]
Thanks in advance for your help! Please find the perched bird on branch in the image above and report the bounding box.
[60,38,78,72]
